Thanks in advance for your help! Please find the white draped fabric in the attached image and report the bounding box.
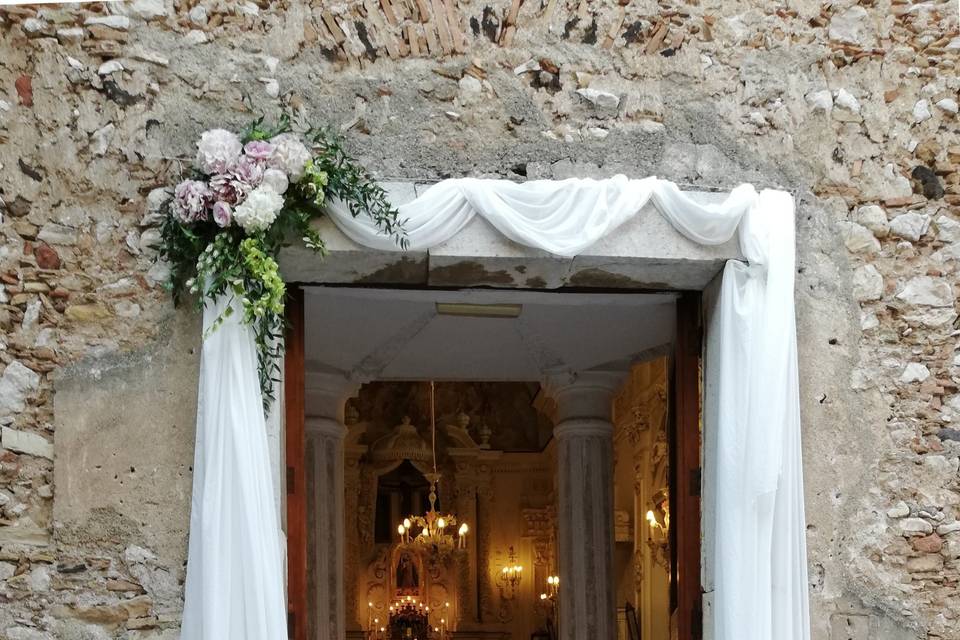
[326,175,758,256]
[180,297,287,640]
[181,175,809,640]
[328,176,811,640]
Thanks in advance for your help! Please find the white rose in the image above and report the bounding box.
[261,168,289,195]
[233,186,284,233]
[196,128,242,174]
[268,133,311,181]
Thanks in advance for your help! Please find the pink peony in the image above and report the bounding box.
[212,201,232,227]
[209,174,251,206]
[229,155,264,186]
[196,128,242,174]
[243,140,275,160]
[172,179,212,223]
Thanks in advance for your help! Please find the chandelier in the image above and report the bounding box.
[396,381,468,555]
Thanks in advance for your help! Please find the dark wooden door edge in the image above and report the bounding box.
[671,292,703,640]
[284,286,307,640]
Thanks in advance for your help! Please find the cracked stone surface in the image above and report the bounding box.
[0,1,958,638]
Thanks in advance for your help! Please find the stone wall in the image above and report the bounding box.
[0,1,957,639]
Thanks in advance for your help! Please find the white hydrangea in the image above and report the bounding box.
[268,133,311,181]
[233,186,284,233]
[196,128,242,174]
[261,168,289,195]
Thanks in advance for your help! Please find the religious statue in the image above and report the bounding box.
[396,552,419,594]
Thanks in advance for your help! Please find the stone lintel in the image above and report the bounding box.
[277,183,742,291]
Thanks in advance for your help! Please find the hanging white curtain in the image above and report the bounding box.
[181,174,808,640]
[180,297,287,640]
[326,176,810,640]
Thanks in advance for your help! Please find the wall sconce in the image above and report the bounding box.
[539,575,559,608]
[645,489,670,571]
[497,546,523,600]
[539,575,560,629]
[645,489,670,541]
[646,489,669,539]
[545,575,559,598]
[645,509,666,538]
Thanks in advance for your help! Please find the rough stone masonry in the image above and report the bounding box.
[0,0,958,639]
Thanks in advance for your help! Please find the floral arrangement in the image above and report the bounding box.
[160,118,406,409]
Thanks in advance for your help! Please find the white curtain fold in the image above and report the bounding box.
[181,174,808,640]
[325,175,760,256]
[326,175,810,640]
[180,297,287,640]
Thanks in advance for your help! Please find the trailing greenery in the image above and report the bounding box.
[159,117,407,411]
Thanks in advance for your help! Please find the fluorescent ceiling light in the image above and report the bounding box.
[435,302,523,318]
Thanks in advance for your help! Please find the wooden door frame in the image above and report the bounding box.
[285,286,308,640]
[671,291,703,640]
[283,285,704,640]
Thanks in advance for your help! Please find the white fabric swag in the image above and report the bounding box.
[181,175,809,640]
[180,297,287,640]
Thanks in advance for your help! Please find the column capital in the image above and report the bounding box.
[305,416,349,439]
[305,369,362,422]
[543,370,625,423]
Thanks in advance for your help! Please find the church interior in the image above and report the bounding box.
[302,287,679,640]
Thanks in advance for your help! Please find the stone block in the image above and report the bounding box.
[280,184,739,290]
[0,361,41,419]
[896,277,955,307]
[905,554,944,572]
[900,518,934,536]
[889,212,930,242]
[37,223,78,245]
[852,265,884,301]
[0,428,52,460]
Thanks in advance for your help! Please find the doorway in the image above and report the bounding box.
[284,286,702,640]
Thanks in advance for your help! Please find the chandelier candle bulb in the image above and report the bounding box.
[395,382,469,559]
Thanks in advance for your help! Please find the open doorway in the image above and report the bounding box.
[284,286,702,640]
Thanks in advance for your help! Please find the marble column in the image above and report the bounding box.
[305,372,360,640]
[548,371,623,640]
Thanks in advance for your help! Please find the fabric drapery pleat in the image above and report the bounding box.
[181,175,809,640]
[180,296,287,640]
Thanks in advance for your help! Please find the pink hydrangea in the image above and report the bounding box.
[196,128,242,174]
[268,133,312,180]
[172,179,212,223]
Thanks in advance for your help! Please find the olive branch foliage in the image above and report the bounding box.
[160,117,407,412]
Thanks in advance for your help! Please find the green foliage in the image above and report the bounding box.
[158,119,407,412]
[309,127,410,250]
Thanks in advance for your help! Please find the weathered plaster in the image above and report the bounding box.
[1,1,957,638]
[53,307,199,569]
